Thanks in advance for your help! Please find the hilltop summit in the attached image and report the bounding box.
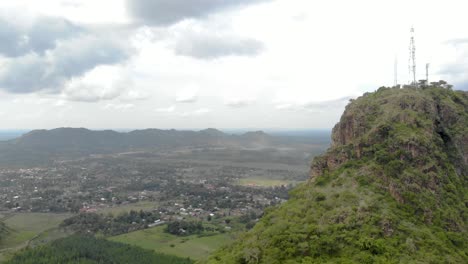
[207,85,468,263]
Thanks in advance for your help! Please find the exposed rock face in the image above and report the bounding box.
[308,87,468,235]
[311,87,468,182]
[207,86,468,264]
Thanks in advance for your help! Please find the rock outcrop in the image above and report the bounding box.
[311,86,468,181]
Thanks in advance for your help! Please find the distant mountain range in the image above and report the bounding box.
[0,128,281,166]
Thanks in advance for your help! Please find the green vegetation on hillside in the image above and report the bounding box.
[207,85,468,263]
[6,235,193,264]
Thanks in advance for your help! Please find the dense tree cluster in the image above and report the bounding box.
[61,210,160,236]
[6,235,193,264]
[165,220,205,236]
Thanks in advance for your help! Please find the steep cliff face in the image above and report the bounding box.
[207,86,468,264]
[310,87,468,226]
[315,87,468,177]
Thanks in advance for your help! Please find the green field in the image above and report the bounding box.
[0,212,71,262]
[0,201,160,261]
[238,177,296,187]
[109,226,233,261]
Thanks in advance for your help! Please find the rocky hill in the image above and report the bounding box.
[206,85,468,263]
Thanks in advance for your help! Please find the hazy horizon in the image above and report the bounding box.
[0,127,332,141]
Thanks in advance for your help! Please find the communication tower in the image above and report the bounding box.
[426,63,430,84]
[394,56,398,86]
[409,27,417,85]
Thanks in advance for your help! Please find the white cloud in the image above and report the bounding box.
[275,103,296,111]
[0,19,133,94]
[55,100,67,106]
[225,98,255,108]
[126,0,271,26]
[103,103,135,110]
[175,85,199,103]
[274,96,352,114]
[0,0,130,25]
[172,30,264,59]
[193,108,211,115]
[180,108,211,117]
[155,105,176,113]
[61,65,140,102]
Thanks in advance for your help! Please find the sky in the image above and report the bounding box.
[0,0,467,130]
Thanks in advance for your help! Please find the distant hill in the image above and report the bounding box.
[0,128,277,166]
[0,130,28,141]
[12,127,276,150]
[207,85,468,263]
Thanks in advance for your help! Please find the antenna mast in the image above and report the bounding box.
[409,27,417,85]
[426,63,430,84]
[394,56,398,87]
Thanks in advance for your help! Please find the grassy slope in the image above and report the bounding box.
[206,86,468,263]
[109,225,232,261]
[0,213,71,262]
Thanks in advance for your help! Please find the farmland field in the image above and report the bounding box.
[109,225,233,261]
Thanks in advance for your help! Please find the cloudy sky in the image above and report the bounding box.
[0,0,467,130]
